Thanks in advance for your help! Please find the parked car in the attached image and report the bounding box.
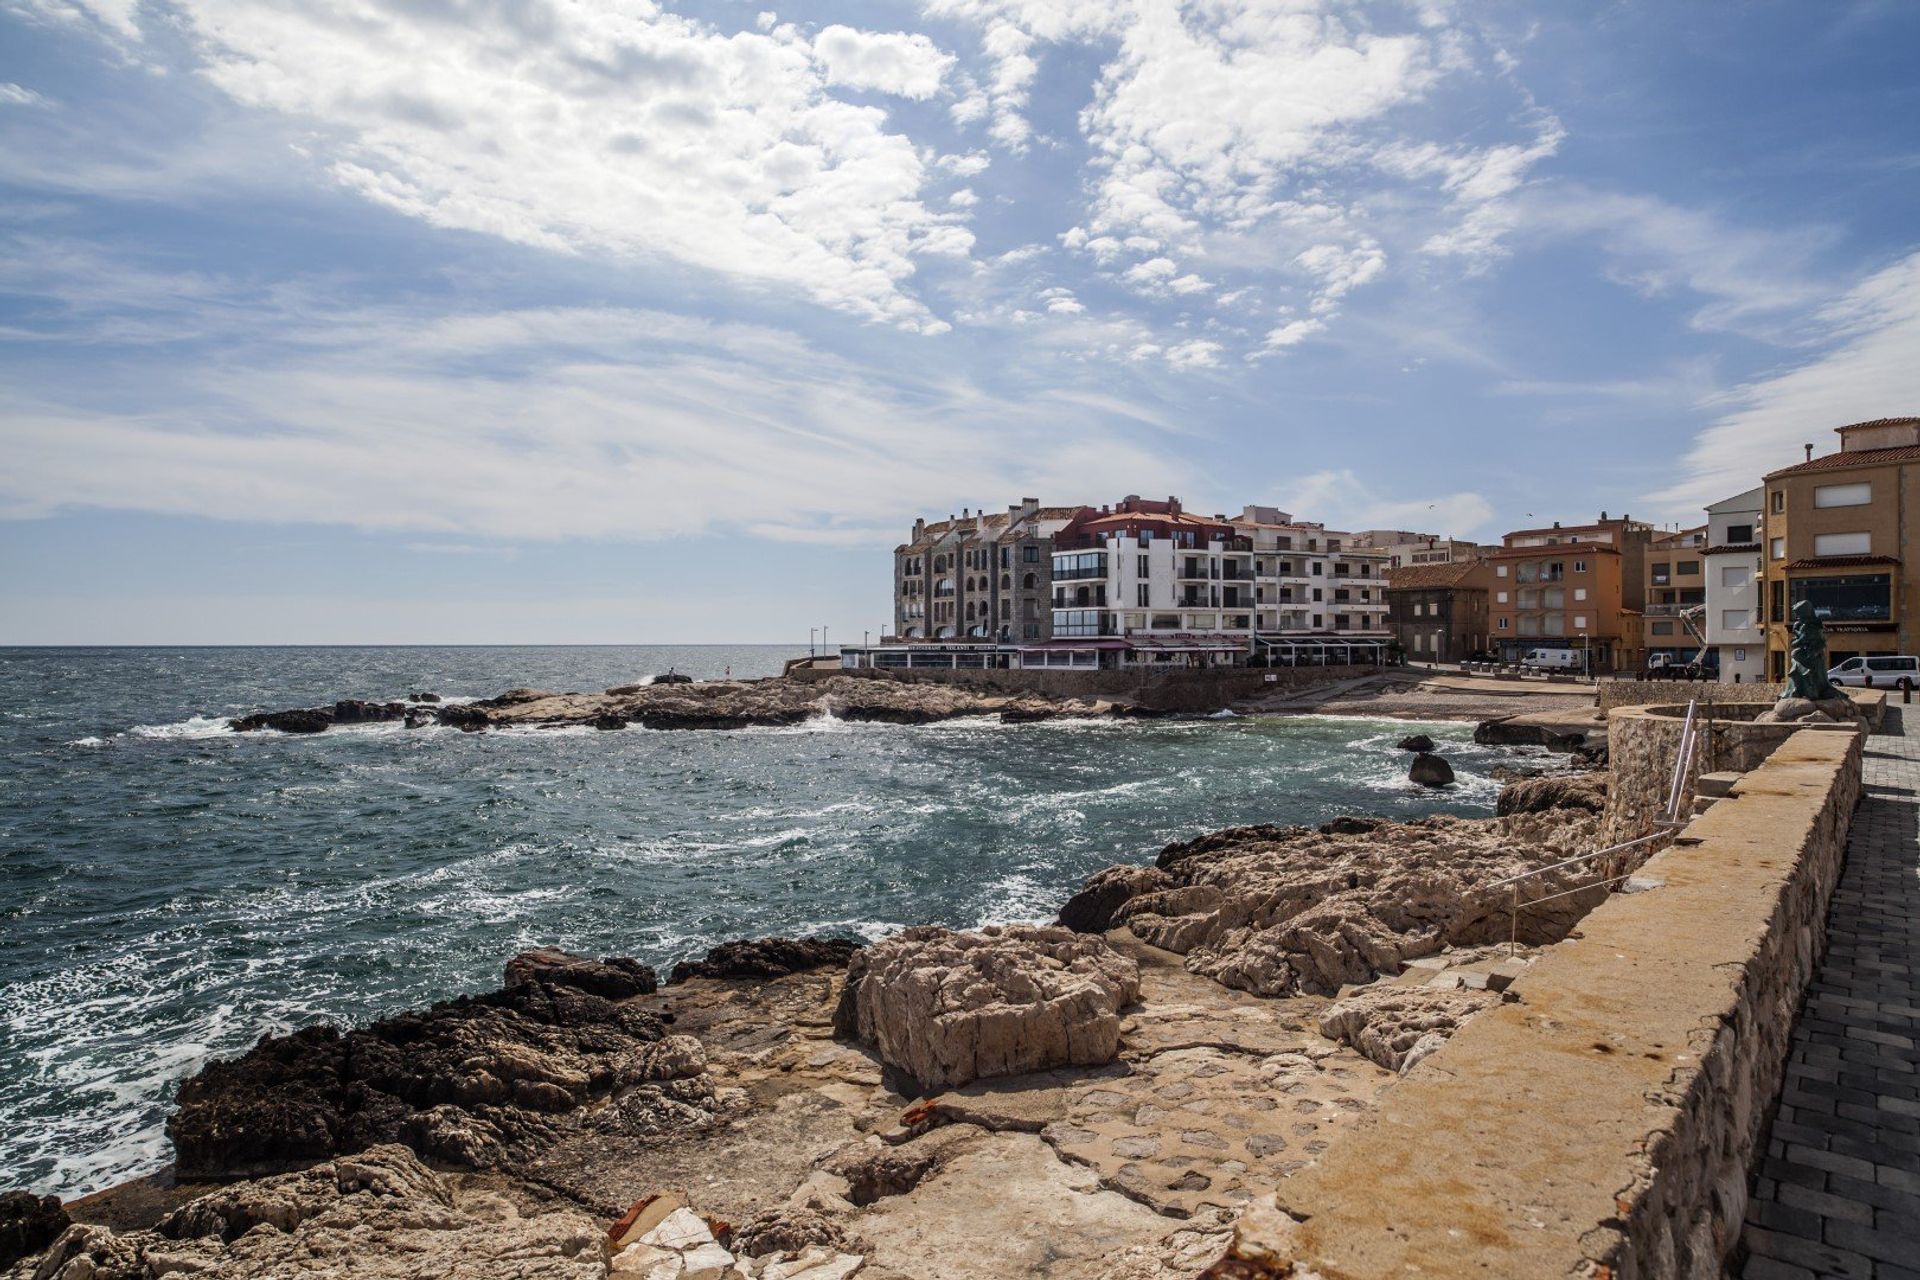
[1826,655,1920,690]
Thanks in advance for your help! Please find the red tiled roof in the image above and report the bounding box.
[1782,555,1901,571]
[1765,444,1920,480]
[1384,561,1487,591]
[1705,543,1761,555]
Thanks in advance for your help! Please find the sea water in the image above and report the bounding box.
[0,645,1549,1197]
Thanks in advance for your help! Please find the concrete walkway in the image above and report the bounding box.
[1742,707,1920,1280]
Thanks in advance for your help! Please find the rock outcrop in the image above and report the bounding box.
[1495,772,1607,817]
[668,938,861,984]
[1394,734,1436,753]
[167,948,671,1178]
[228,676,1117,736]
[0,1193,68,1271]
[833,925,1141,1092]
[1067,807,1609,998]
[1057,864,1174,934]
[9,1146,604,1280]
[1318,984,1501,1073]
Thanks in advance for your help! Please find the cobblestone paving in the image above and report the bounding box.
[1742,708,1920,1280]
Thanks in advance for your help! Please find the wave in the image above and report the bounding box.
[125,714,234,740]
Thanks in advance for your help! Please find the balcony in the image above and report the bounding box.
[1051,565,1107,581]
[1178,563,1219,580]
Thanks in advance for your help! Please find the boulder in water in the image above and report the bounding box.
[230,708,333,734]
[832,924,1140,1092]
[1409,753,1455,787]
[1395,733,1436,753]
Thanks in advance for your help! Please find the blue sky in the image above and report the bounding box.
[2,0,1918,644]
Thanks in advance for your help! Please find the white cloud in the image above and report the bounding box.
[49,1,979,331]
[0,296,1199,539]
[1260,317,1326,351]
[812,25,955,99]
[1648,250,1920,515]
[1275,468,1494,537]
[1164,338,1222,369]
[0,83,49,108]
[16,0,142,39]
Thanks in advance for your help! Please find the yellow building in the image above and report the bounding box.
[1761,417,1920,679]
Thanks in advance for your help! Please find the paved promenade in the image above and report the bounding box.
[1743,708,1920,1279]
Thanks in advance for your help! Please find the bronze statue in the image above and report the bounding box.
[1784,598,1839,701]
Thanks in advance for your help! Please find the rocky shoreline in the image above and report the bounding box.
[3,774,1625,1280]
[225,676,1134,735]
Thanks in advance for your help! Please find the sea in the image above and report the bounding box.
[0,645,1553,1198]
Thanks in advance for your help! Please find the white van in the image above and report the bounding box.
[1827,655,1920,689]
[1520,648,1582,671]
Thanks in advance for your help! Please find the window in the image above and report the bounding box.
[1677,561,1700,576]
[1790,573,1892,622]
[1770,537,1785,560]
[1573,615,1587,629]
[1573,560,1587,573]
[1771,491,1784,513]
[1652,562,1671,585]
[1496,591,1509,604]
[1721,609,1750,631]
[1652,621,1674,636]
[1813,532,1871,557]
[1312,588,1323,602]
[1497,617,1509,629]
[1574,587,1587,601]
[1725,523,1753,544]
[1311,561,1324,576]
[1137,554,1150,578]
[1720,564,1750,589]
[1814,482,1872,508]
[1136,584,1149,607]
[1496,564,1508,577]
[1770,579,1784,623]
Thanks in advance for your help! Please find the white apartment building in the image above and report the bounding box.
[1703,487,1765,682]
[1236,507,1391,635]
[1048,497,1256,643]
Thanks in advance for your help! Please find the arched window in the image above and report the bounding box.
[1023,573,1036,589]
[1001,574,1011,590]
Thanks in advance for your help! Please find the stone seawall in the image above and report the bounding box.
[1212,727,1865,1279]
[1598,680,1784,712]
[791,663,1378,712]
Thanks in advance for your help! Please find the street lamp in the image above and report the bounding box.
[809,627,817,656]
[1582,630,1591,683]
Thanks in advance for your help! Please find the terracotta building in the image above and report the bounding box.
[1760,417,1920,679]
[1642,526,1709,667]
[1385,560,1493,663]
[1485,513,1657,671]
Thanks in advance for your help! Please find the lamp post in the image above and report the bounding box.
[822,626,830,655]
[809,627,817,656]
[1583,630,1591,683]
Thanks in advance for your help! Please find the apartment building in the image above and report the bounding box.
[893,500,1082,642]
[1760,417,1920,679]
[1703,488,1765,682]
[1048,496,1255,644]
[1486,513,1657,671]
[1235,507,1391,636]
[1386,561,1494,663]
[1643,527,1708,666]
[1355,531,1485,572]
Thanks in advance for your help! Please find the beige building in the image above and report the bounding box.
[893,501,1082,642]
[1486,513,1657,671]
[1355,530,1486,572]
[1761,417,1920,679]
[1234,507,1390,636]
[1642,526,1708,665]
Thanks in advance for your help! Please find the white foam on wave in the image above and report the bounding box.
[68,736,108,748]
[125,714,233,741]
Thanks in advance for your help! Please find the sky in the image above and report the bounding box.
[2,0,1918,644]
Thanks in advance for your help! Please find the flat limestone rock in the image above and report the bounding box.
[833,925,1141,1093]
[1318,984,1501,1072]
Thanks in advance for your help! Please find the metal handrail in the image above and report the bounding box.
[1494,699,1701,956]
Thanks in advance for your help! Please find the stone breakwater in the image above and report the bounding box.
[226,675,1129,735]
[5,782,1630,1280]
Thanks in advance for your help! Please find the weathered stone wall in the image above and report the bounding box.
[1597,679,1784,712]
[1603,691,1882,843]
[1212,727,1864,1280]
[792,663,1377,711]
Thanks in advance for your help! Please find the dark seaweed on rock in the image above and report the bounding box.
[166,949,662,1180]
[667,937,862,984]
